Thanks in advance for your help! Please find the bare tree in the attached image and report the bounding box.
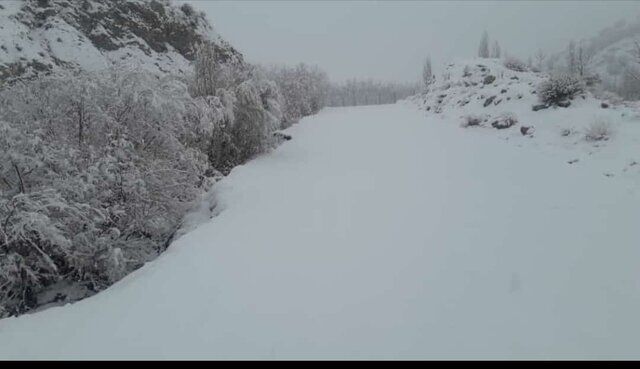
[576,41,594,77]
[626,40,640,83]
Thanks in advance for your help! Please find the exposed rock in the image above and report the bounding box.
[483,75,496,85]
[557,100,571,108]
[520,126,533,135]
[601,102,609,109]
[273,132,292,142]
[532,104,548,112]
[483,95,496,107]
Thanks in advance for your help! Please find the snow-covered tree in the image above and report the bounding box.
[567,40,577,75]
[0,68,243,316]
[325,79,418,107]
[478,31,490,58]
[263,63,329,126]
[422,56,434,90]
[576,41,594,77]
[491,41,501,59]
[535,49,547,71]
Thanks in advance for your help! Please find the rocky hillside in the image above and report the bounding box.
[409,58,640,186]
[0,0,244,82]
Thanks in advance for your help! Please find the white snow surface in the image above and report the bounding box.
[1,98,640,359]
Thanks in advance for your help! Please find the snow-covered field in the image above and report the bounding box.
[1,103,640,359]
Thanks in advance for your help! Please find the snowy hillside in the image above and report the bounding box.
[547,17,640,98]
[410,58,640,187]
[0,0,243,81]
[590,37,640,93]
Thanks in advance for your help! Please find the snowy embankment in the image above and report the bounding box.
[1,103,640,359]
[409,58,640,187]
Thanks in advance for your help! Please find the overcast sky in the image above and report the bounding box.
[185,1,640,84]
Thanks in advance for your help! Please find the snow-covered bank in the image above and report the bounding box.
[409,58,640,189]
[1,104,640,359]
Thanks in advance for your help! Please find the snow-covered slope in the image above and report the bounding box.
[0,0,243,81]
[546,17,640,97]
[0,103,639,359]
[410,58,640,187]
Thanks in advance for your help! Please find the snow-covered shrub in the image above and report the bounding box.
[491,112,518,129]
[0,69,224,317]
[460,114,484,128]
[585,119,614,141]
[537,74,585,105]
[503,57,528,72]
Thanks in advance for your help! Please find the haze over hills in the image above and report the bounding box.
[1,0,640,360]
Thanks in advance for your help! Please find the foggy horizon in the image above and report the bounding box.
[186,0,640,83]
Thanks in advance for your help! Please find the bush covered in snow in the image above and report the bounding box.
[0,71,207,315]
[0,43,286,317]
[537,74,585,106]
[503,57,529,72]
[460,114,484,128]
[491,112,518,129]
[585,119,614,141]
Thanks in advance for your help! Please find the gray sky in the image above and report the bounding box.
[184,1,640,83]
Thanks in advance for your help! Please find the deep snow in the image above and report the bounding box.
[1,103,640,359]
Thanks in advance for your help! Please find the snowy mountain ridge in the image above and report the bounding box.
[0,0,243,81]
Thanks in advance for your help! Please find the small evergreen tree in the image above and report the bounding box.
[422,56,434,90]
[491,41,501,59]
[478,30,490,58]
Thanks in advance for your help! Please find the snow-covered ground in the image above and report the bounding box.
[1,103,640,359]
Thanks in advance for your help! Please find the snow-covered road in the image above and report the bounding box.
[1,104,640,359]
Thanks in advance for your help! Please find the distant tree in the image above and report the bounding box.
[576,41,594,77]
[567,40,577,75]
[491,40,501,58]
[478,30,490,58]
[626,40,640,82]
[535,49,546,71]
[422,56,434,90]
